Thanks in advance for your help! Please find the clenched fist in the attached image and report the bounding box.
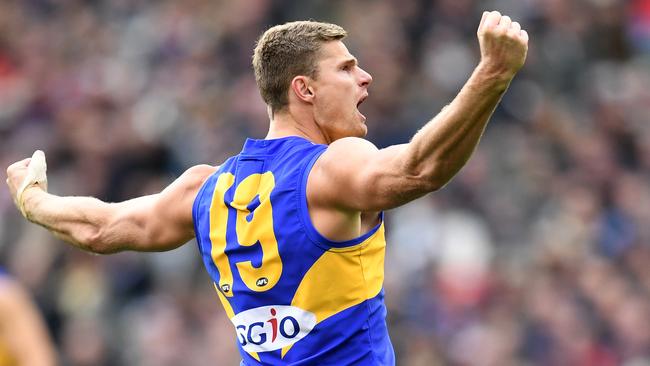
[6,150,48,217]
[477,11,529,79]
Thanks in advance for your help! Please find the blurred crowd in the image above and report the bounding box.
[0,0,649,365]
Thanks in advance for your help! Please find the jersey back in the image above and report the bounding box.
[193,137,395,365]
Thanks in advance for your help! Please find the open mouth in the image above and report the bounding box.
[356,94,367,108]
[356,94,368,121]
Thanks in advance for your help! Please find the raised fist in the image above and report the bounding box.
[477,11,529,78]
[6,150,48,217]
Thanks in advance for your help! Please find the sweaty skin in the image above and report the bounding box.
[5,11,527,255]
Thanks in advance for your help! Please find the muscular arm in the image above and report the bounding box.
[0,277,56,366]
[10,164,216,254]
[310,11,529,213]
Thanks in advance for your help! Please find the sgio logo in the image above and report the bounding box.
[231,305,317,352]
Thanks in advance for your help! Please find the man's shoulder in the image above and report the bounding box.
[327,137,378,151]
[186,164,218,176]
[184,164,218,183]
[168,165,219,198]
[317,137,378,171]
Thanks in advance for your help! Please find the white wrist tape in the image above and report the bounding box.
[17,150,47,216]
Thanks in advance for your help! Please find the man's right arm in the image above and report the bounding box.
[6,161,216,254]
[309,11,528,213]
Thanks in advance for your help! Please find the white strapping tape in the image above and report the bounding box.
[17,150,47,216]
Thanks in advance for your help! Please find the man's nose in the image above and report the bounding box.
[359,67,373,87]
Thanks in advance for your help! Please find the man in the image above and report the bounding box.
[6,10,527,365]
[0,268,57,366]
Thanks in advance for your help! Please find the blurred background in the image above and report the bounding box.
[0,0,649,365]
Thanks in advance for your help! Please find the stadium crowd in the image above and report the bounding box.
[1,0,650,365]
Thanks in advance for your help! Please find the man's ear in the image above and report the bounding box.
[290,76,315,103]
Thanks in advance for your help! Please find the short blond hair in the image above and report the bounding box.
[253,21,347,114]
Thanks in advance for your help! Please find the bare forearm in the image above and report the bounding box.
[21,189,123,254]
[400,63,512,188]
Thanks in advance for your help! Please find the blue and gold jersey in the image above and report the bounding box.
[193,136,394,365]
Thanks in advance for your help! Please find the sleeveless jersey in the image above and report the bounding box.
[193,136,395,365]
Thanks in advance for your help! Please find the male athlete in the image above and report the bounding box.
[0,268,56,366]
[6,11,527,365]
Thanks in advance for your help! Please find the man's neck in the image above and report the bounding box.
[266,110,330,145]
